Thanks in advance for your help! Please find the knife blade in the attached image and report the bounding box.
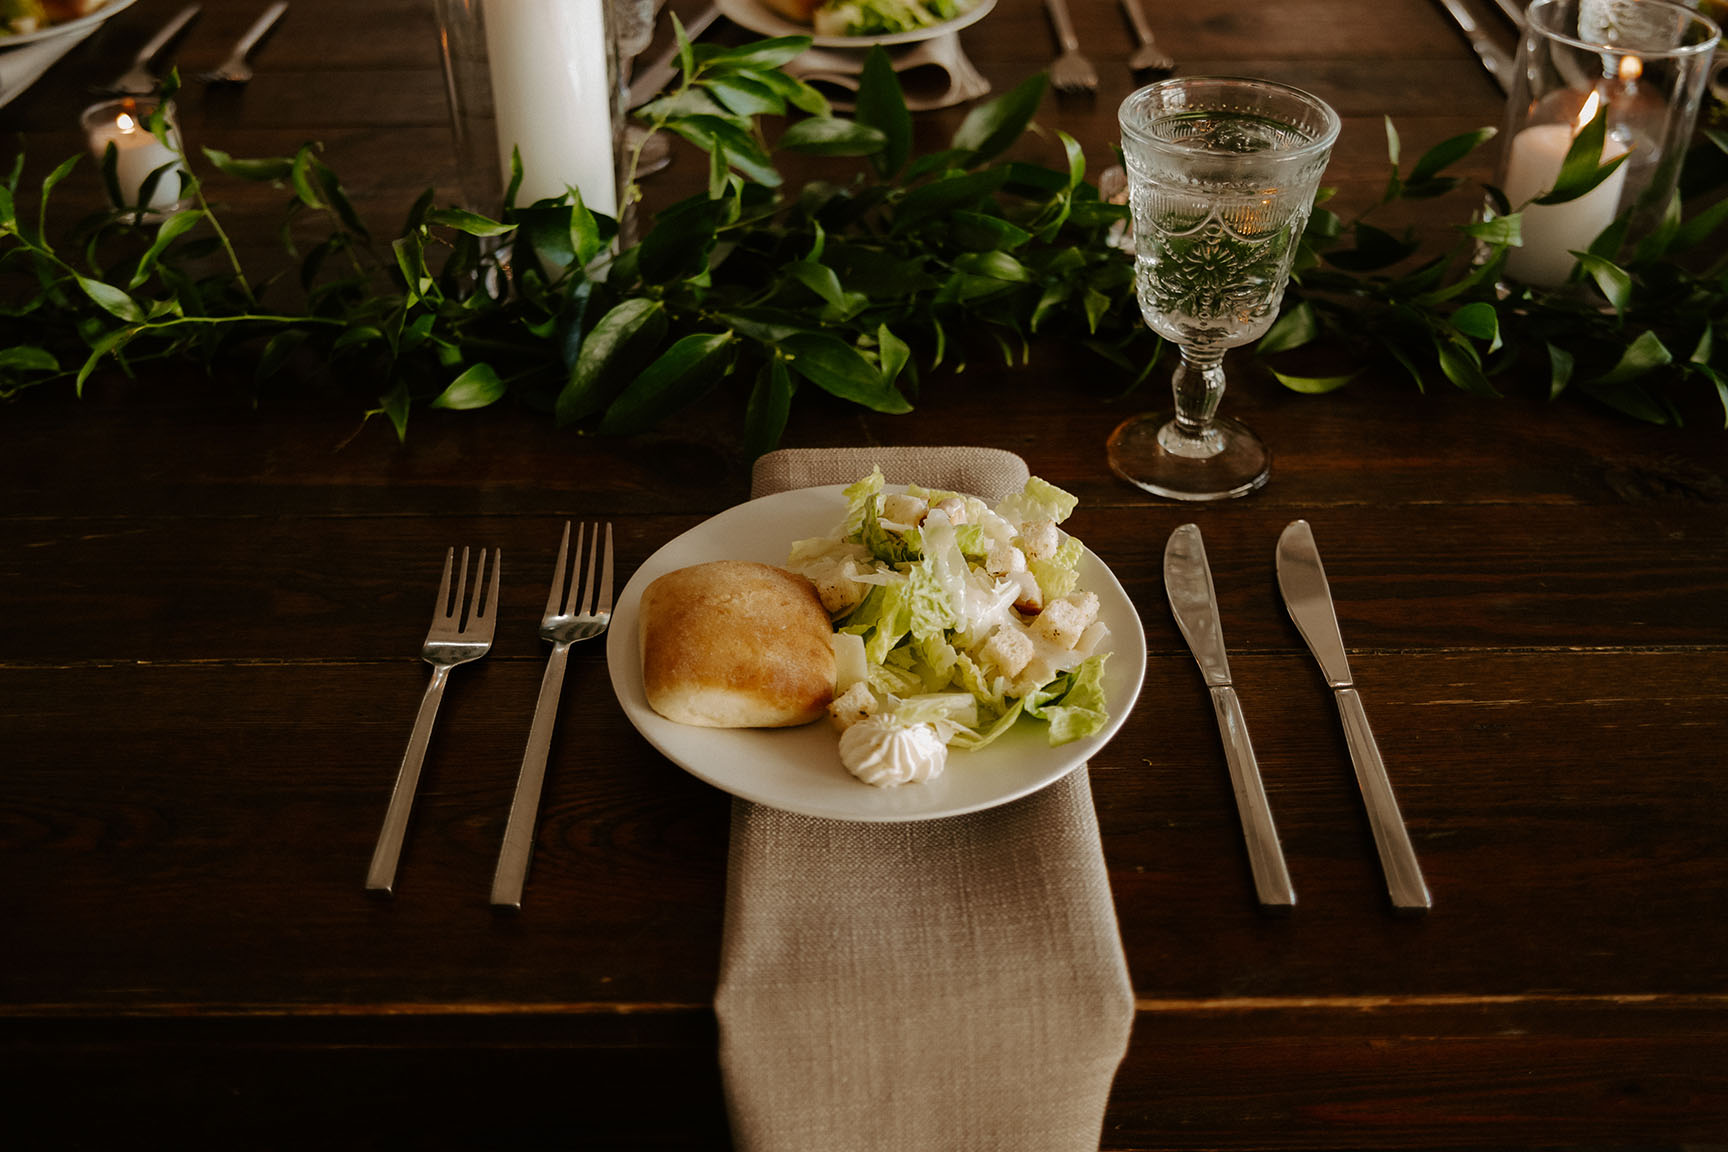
[1276,520,1431,913]
[1165,524,1295,911]
[1435,0,1516,95]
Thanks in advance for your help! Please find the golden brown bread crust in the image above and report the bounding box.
[759,0,821,24]
[640,561,836,728]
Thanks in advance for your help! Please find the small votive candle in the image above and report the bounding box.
[1501,92,1631,288]
[80,97,189,214]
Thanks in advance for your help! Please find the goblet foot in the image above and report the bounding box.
[1106,411,1270,501]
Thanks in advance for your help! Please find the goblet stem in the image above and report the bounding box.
[1166,344,1228,453]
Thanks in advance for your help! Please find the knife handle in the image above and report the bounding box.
[1334,688,1432,913]
[1209,686,1296,911]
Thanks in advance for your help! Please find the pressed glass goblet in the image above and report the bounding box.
[1109,77,1340,501]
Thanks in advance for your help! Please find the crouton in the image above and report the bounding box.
[979,626,1035,678]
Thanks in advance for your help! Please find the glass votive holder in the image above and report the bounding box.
[1497,0,1720,288]
[432,0,621,219]
[80,97,192,219]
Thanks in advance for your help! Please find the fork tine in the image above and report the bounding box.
[469,548,501,636]
[596,524,615,614]
[565,523,589,616]
[545,523,571,618]
[434,547,455,618]
[578,524,603,616]
[451,546,471,623]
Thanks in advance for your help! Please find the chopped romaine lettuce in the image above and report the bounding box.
[789,470,1111,754]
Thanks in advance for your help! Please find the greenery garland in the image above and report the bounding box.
[1,28,1724,446]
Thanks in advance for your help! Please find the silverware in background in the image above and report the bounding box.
[1434,0,1515,94]
[1166,524,1295,911]
[199,1,289,85]
[1119,0,1175,78]
[100,3,201,96]
[1042,0,1099,94]
[367,545,502,896]
[491,522,615,910]
[1276,520,1431,913]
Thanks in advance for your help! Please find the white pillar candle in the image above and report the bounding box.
[82,101,187,213]
[484,0,618,216]
[1502,119,1631,288]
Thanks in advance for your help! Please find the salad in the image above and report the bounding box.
[811,0,982,38]
[2,0,113,37]
[787,469,1112,786]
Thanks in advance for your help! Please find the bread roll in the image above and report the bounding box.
[640,561,835,728]
[760,0,820,23]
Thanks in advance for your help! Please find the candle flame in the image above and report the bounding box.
[115,112,138,133]
[1619,55,1643,84]
[1574,90,1603,131]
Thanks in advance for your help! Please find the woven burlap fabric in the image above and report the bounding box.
[714,446,1135,1152]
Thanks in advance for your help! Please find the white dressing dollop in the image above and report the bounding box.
[837,716,948,788]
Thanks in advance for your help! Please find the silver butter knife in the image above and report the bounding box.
[1276,520,1431,913]
[1165,524,1295,911]
[1435,0,1515,94]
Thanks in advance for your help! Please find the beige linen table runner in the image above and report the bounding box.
[715,446,1135,1151]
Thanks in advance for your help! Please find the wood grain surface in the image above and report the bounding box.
[2,0,1725,1147]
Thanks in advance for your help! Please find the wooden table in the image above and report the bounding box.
[3,0,1725,1146]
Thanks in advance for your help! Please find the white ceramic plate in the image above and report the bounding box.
[0,0,137,48]
[606,484,1146,822]
[717,0,995,49]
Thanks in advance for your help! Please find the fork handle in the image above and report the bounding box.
[232,1,289,60]
[1118,0,1156,47]
[491,641,572,909]
[366,664,450,895]
[1043,0,1081,53]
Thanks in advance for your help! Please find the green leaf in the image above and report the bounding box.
[128,209,204,289]
[951,73,1046,163]
[755,68,829,116]
[779,117,889,157]
[1590,328,1672,387]
[74,275,145,323]
[1324,222,1420,272]
[854,47,911,177]
[0,346,58,372]
[696,35,811,72]
[430,363,506,410]
[76,326,139,394]
[1463,213,1521,246]
[949,209,1033,251]
[1271,368,1356,394]
[1451,300,1499,345]
[599,332,738,434]
[1690,323,1713,366]
[1435,335,1500,397]
[1408,126,1497,183]
[1256,301,1318,354]
[1575,252,1632,312]
[744,356,794,458]
[780,332,913,413]
[425,208,515,237]
[667,115,781,186]
[1547,342,1575,400]
[202,148,294,181]
[878,323,910,384]
[702,75,786,119]
[1533,107,1627,205]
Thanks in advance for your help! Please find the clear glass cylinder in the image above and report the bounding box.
[80,97,191,218]
[433,0,622,217]
[1497,0,1720,287]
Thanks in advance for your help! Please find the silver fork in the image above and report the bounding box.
[1043,0,1098,94]
[1119,0,1175,77]
[491,522,614,910]
[100,4,201,96]
[366,545,502,896]
[197,1,289,85]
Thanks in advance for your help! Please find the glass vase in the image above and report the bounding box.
[1497,0,1720,287]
